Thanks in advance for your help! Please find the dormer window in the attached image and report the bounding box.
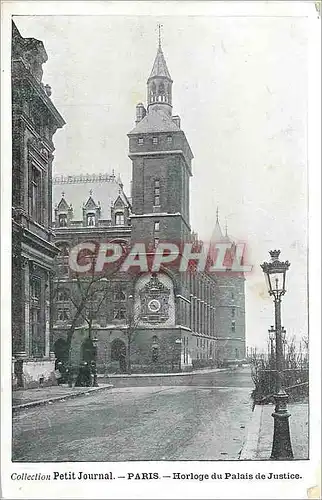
[138,137,144,145]
[152,137,158,145]
[115,212,125,225]
[58,214,67,227]
[87,213,95,226]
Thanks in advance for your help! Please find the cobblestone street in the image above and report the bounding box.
[13,369,253,462]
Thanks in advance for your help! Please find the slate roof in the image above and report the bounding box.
[52,174,128,221]
[148,45,172,81]
[128,109,180,135]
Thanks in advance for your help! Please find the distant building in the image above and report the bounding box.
[12,22,65,388]
[52,38,245,373]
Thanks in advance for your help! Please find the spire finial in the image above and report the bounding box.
[89,189,93,196]
[157,23,163,48]
[62,191,65,198]
[216,206,219,223]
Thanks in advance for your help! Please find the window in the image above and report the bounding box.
[232,307,235,318]
[59,214,67,227]
[154,180,160,206]
[115,212,125,225]
[231,292,235,301]
[31,278,41,302]
[138,137,144,145]
[232,320,236,333]
[114,289,126,301]
[167,135,172,143]
[114,308,126,320]
[154,221,160,231]
[235,348,239,359]
[152,137,158,145]
[58,289,69,302]
[87,213,95,226]
[154,237,159,248]
[57,308,70,321]
[31,166,42,223]
[152,347,159,362]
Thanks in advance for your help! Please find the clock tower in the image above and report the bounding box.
[128,38,193,247]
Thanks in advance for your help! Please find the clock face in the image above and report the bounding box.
[148,299,161,313]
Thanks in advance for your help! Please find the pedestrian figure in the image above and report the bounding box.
[55,361,64,385]
[75,361,90,387]
[84,361,92,387]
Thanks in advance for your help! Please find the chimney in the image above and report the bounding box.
[172,115,181,129]
[135,103,146,124]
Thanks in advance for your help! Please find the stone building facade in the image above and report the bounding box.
[51,39,246,373]
[12,22,65,388]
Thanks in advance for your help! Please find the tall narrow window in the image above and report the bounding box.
[115,212,125,225]
[87,213,95,226]
[59,214,67,227]
[154,180,160,206]
[232,320,236,333]
[154,221,160,232]
[31,166,41,223]
[231,307,235,318]
[152,137,158,145]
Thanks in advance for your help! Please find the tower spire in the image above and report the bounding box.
[157,23,163,48]
[216,206,219,223]
[225,217,228,236]
[147,27,173,116]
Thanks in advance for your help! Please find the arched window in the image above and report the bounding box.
[87,213,95,226]
[58,214,67,227]
[151,82,157,103]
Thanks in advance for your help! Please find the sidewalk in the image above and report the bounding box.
[240,402,309,460]
[12,384,113,412]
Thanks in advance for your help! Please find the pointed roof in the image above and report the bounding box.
[148,45,172,81]
[210,208,224,242]
[222,219,233,244]
[84,195,97,210]
[57,195,69,211]
[128,109,180,135]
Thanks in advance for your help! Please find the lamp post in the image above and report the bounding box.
[174,338,182,372]
[261,249,293,460]
[126,294,134,375]
[268,325,275,367]
[91,336,98,387]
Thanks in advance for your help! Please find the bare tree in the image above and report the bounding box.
[53,252,118,361]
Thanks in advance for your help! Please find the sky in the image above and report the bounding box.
[14,10,310,350]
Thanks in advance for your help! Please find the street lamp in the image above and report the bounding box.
[268,325,275,367]
[261,249,293,459]
[92,336,98,387]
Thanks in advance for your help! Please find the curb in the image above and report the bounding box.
[100,368,233,378]
[12,384,113,413]
[239,404,263,460]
